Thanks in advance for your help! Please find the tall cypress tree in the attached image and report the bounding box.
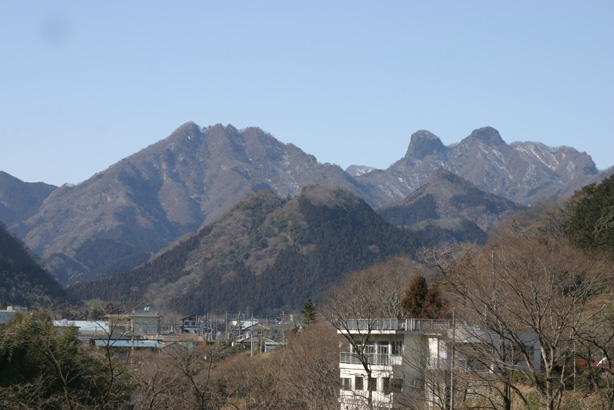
[422,284,446,319]
[301,298,316,325]
[401,275,428,318]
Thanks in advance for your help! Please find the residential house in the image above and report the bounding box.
[181,314,201,334]
[338,318,540,409]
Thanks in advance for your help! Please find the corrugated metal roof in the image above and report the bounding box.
[93,339,162,348]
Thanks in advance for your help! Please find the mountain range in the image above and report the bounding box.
[353,127,602,207]
[1,122,611,285]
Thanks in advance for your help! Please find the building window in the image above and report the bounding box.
[368,377,377,392]
[364,343,375,354]
[392,340,403,356]
[355,376,364,390]
[341,377,352,391]
[382,377,391,394]
[378,341,389,355]
[391,378,403,393]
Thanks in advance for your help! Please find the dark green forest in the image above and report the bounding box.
[0,222,64,307]
[568,175,614,251]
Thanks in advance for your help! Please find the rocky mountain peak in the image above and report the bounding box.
[466,126,506,146]
[170,121,202,138]
[404,130,449,160]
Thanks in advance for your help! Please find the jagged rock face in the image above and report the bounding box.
[404,130,450,161]
[355,126,599,206]
[466,126,506,146]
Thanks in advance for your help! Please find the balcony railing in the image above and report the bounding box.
[340,352,398,366]
[338,318,451,332]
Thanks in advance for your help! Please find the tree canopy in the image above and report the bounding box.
[568,175,614,251]
[0,312,133,409]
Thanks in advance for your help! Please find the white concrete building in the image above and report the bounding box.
[337,318,540,409]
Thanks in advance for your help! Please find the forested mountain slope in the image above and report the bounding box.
[69,185,423,315]
[0,221,65,306]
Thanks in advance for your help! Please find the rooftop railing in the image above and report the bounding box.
[339,318,451,332]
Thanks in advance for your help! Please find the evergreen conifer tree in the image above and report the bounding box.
[301,297,316,324]
[400,275,428,318]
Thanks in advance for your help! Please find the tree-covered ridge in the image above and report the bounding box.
[415,218,488,246]
[568,175,614,251]
[449,186,514,214]
[0,221,64,306]
[69,186,423,315]
[377,169,524,246]
[377,194,439,226]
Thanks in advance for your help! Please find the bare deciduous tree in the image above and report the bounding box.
[131,342,240,410]
[427,212,612,410]
[276,323,342,410]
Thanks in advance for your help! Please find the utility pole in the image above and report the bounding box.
[250,330,253,356]
[573,338,577,392]
[450,309,455,410]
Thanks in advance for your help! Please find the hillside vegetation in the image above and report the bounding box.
[0,222,64,306]
[69,185,423,314]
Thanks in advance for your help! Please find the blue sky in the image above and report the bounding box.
[1,1,612,186]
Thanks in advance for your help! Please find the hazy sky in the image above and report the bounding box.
[1,1,612,186]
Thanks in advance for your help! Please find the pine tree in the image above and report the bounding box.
[301,298,316,325]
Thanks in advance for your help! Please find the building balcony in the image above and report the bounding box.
[340,352,403,367]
